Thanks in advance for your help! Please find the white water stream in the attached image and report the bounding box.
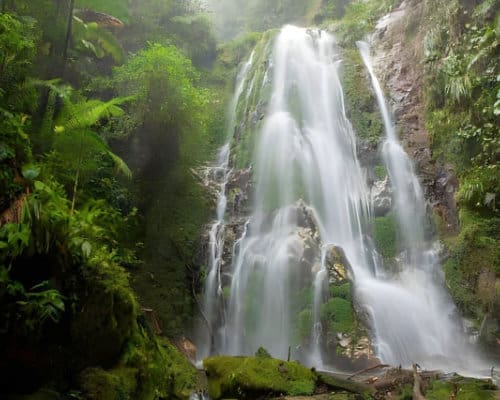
[357,41,487,374]
[197,52,254,361]
[199,25,490,376]
[224,25,371,364]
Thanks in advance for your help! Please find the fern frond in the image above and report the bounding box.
[57,96,133,131]
[106,150,132,179]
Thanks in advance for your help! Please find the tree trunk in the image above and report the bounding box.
[62,0,75,73]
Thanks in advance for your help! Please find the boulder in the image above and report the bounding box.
[371,176,392,217]
[203,356,316,399]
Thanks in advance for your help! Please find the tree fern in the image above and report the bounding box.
[50,95,133,211]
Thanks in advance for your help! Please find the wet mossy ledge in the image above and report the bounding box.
[203,354,377,399]
[203,353,499,400]
[204,355,317,399]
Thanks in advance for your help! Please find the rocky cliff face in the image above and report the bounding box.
[369,0,459,233]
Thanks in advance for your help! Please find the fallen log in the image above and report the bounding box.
[317,371,375,398]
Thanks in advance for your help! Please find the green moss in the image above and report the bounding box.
[79,366,138,400]
[341,49,383,145]
[426,377,496,400]
[443,209,499,322]
[230,31,276,170]
[79,327,196,400]
[203,355,316,399]
[374,165,387,180]
[330,282,351,300]
[373,214,398,259]
[321,297,355,334]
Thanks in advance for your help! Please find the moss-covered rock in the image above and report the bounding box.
[78,328,197,400]
[340,48,383,145]
[443,210,499,352]
[203,355,316,399]
[79,366,138,400]
[373,213,398,260]
[71,261,137,367]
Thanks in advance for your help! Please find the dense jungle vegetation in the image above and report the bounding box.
[0,0,498,398]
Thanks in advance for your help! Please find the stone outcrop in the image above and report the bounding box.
[371,177,392,217]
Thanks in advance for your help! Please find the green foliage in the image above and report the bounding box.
[0,13,38,103]
[17,282,66,330]
[456,165,499,211]
[421,1,499,338]
[169,14,217,68]
[424,1,499,216]
[75,0,130,23]
[0,110,32,210]
[255,346,271,358]
[203,356,316,399]
[0,0,221,398]
[113,42,210,163]
[396,384,413,400]
[46,91,132,208]
[72,17,125,64]
[373,214,398,259]
[330,0,396,45]
[443,209,499,318]
[0,13,38,210]
[79,330,196,400]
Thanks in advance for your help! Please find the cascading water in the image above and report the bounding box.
[199,25,490,376]
[197,52,255,361]
[223,25,371,365]
[357,41,488,374]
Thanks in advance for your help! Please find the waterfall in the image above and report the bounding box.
[199,25,489,376]
[223,25,371,364]
[357,41,487,374]
[197,52,254,361]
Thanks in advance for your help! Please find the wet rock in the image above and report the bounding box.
[431,167,459,233]
[174,336,197,361]
[325,245,352,284]
[371,176,393,216]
